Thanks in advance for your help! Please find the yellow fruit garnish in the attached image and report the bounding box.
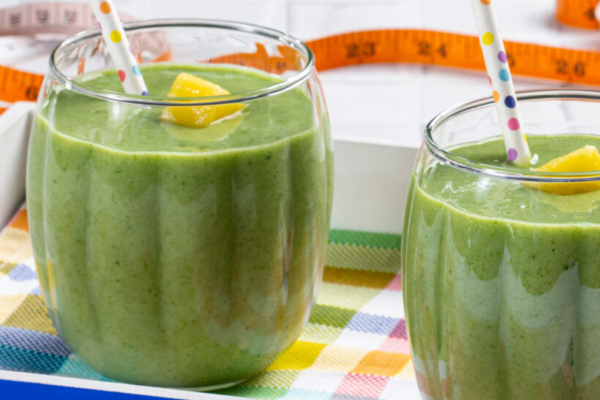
[528,145,600,195]
[161,73,245,128]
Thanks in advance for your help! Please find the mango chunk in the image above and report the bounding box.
[161,73,245,128]
[528,145,600,195]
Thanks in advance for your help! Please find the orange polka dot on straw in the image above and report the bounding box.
[493,91,500,102]
[99,2,111,13]
[110,30,122,43]
[481,0,491,4]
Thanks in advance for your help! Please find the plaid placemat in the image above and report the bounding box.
[0,207,419,400]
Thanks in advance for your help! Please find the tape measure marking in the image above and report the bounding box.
[0,2,134,37]
[207,29,600,87]
[556,0,600,29]
[0,65,44,104]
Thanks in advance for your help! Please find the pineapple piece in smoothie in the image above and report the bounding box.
[530,145,600,195]
[161,72,245,128]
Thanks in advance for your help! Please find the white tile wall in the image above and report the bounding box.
[4,0,597,146]
[288,1,418,39]
[152,1,288,31]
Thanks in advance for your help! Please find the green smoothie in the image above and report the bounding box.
[27,64,333,388]
[403,135,600,400]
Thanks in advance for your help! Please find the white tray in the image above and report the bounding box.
[0,102,35,228]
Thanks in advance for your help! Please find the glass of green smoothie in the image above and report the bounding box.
[403,90,600,400]
[27,20,333,389]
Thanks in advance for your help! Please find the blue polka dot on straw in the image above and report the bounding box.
[504,95,516,108]
[132,65,141,76]
[499,69,510,82]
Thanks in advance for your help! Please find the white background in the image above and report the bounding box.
[4,0,600,149]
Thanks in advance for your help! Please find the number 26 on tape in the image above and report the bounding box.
[556,59,586,77]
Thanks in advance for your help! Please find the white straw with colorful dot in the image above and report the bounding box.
[89,0,149,96]
[470,0,531,166]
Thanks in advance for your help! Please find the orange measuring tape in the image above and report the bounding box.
[1,0,600,108]
[210,28,600,89]
[556,0,600,29]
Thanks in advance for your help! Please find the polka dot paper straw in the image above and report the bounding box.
[89,0,149,96]
[470,0,531,166]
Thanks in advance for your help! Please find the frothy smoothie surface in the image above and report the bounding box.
[422,135,600,222]
[404,134,600,400]
[48,64,315,152]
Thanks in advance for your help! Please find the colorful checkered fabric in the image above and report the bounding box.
[0,207,419,400]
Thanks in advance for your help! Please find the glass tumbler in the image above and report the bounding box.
[27,20,333,389]
[403,90,600,400]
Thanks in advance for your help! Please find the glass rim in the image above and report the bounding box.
[48,18,315,106]
[425,89,600,183]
